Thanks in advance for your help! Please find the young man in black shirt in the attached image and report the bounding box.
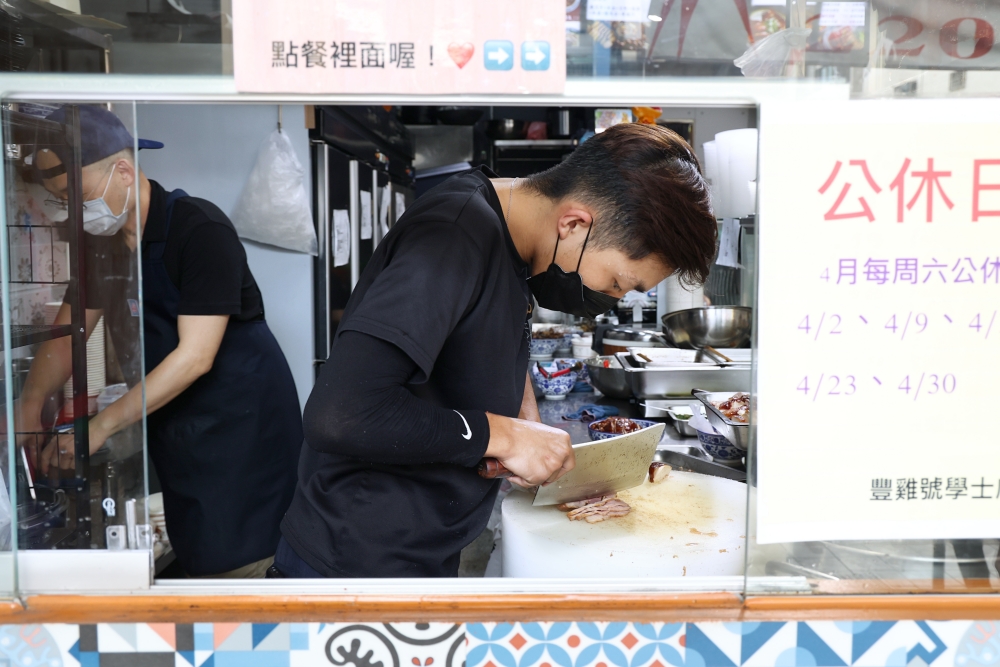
[278,122,718,578]
[19,105,302,578]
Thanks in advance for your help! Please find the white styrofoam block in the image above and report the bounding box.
[17,549,150,592]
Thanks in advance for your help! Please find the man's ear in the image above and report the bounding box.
[555,206,595,240]
[114,158,137,187]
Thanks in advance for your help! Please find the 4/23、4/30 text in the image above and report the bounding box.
[796,372,956,401]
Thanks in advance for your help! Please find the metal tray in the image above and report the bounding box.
[692,389,751,451]
[616,353,750,399]
[669,411,699,437]
[627,347,699,367]
[640,398,692,418]
[642,401,699,437]
[654,446,747,482]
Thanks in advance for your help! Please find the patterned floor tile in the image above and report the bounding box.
[255,624,290,651]
[800,622,851,666]
[138,623,178,653]
[795,622,847,666]
[96,654,177,667]
[849,620,942,666]
[289,624,309,651]
[738,622,795,667]
[194,624,214,651]
[175,650,196,667]
[216,623,253,651]
[98,623,137,652]
[686,623,739,667]
[212,650,290,666]
[0,618,986,666]
[952,621,999,667]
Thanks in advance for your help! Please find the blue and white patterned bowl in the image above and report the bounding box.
[530,364,579,400]
[553,358,589,384]
[696,429,744,465]
[529,337,561,359]
[588,418,659,441]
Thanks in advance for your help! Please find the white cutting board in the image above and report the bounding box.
[501,470,746,578]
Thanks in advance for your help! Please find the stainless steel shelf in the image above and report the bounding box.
[5,324,73,350]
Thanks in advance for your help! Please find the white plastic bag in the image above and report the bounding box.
[231,129,318,255]
[733,28,810,78]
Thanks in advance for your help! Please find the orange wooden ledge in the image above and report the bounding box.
[0,592,995,623]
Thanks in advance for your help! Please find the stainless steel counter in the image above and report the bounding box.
[534,391,644,443]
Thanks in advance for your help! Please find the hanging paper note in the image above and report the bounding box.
[360,191,373,241]
[379,185,391,236]
[716,217,741,268]
[333,209,350,267]
[395,192,406,222]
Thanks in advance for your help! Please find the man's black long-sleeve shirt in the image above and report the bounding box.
[281,167,532,577]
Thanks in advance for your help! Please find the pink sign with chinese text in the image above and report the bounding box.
[756,99,1000,544]
[232,0,565,94]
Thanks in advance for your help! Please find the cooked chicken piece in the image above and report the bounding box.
[648,462,671,483]
[557,494,614,511]
[578,499,631,523]
[716,392,751,423]
[561,495,631,523]
[590,417,643,434]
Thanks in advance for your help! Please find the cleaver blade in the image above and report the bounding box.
[532,423,665,506]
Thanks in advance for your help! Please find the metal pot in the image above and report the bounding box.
[660,306,752,349]
[486,119,528,140]
[585,355,632,399]
[601,327,667,355]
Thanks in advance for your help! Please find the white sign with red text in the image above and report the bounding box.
[756,99,1000,544]
[232,0,565,94]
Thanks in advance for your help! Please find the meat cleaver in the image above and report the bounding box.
[477,422,664,506]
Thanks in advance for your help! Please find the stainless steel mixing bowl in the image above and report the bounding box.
[660,306,752,349]
[585,356,633,399]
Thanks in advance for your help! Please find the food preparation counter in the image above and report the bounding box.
[506,389,748,578]
[535,389,746,481]
[533,390,642,442]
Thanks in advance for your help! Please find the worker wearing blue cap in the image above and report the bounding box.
[18,105,303,578]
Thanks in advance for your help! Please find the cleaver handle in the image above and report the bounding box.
[477,458,512,479]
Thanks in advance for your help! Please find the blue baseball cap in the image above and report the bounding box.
[32,105,163,179]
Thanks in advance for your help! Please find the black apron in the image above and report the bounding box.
[142,189,303,576]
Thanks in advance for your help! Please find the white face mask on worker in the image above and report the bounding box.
[44,163,132,236]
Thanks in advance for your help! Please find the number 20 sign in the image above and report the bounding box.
[880,6,1000,67]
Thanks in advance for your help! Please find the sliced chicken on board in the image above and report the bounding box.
[557,494,631,523]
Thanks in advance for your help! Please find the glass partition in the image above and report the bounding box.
[0,91,995,595]
[1,101,150,592]
[126,100,758,588]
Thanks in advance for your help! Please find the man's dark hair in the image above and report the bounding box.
[525,123,717,287]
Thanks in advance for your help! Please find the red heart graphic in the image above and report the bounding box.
[447,42,475,69]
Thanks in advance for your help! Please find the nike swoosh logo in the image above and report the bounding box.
[454,410,472,440]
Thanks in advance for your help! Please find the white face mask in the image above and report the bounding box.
[43,163,132,236]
